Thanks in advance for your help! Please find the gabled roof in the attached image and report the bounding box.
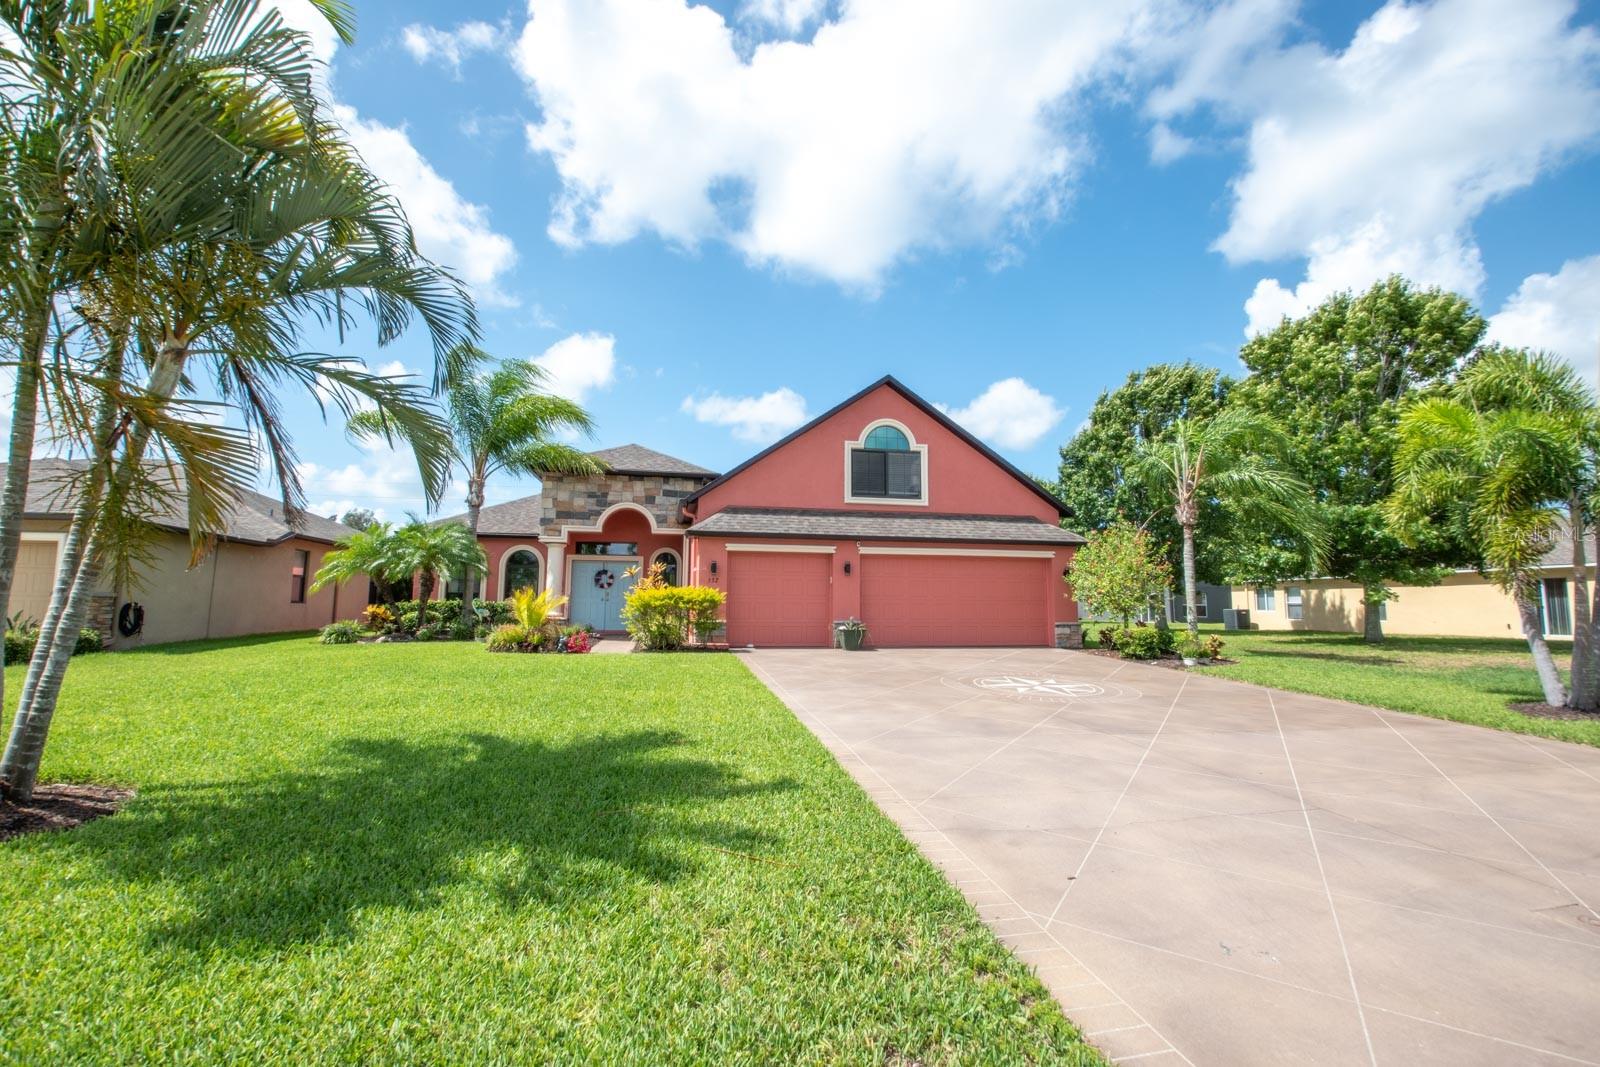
[682,375,1071,516]
[689,507,1085,545]
[585,444,718,479]
[4,458,357,545]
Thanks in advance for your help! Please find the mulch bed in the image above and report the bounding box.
[1509,701,1600,722]
[1,783,133,842]
[1080,646,1238,670]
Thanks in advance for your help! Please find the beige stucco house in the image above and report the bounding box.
[6,459,365,647]
[1230,527,1582,640]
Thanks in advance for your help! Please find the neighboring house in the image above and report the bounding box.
[1230,527,1585,640]
[459,376,1086,647]
[5,459,364,647]
[1075,582,1231,626]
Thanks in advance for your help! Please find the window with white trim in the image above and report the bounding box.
[1255,587,1275,612]
[502,550,541,597]
[1286,586,1304,621]
[849,425,921,500]
[1194,591,1209,619]
[651,549,680,586]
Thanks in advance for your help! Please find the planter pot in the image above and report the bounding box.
[1181,656,1198,667]
[838,630,866,651]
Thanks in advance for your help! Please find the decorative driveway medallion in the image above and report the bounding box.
[940,672,1144,704]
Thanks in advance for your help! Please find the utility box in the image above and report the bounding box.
[1223,608,1250,631]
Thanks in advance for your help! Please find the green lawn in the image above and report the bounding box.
[1,637,1101,1065]
[1086,623,1596,747]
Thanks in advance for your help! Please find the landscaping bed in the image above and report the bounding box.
[0,635,1101,1065]
[0,783,132,842]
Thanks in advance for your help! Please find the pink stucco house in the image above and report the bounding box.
[455,376,1085,647]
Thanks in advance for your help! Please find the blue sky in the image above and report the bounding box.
[263,0,1600,521]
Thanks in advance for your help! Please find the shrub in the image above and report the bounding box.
[1096,626,1117,650]
[5,629,35,665]
[1176,633,1204,660]
[1113,625,1167,660]
[622,586,725,650]
[563,630,591,653]
[363,604,398,633]
[485,623,544,653]
[450,620,478,642]
[510,588,569,633]
[1203,634,1226,660]
[414,626,437,642]
[475,599,515,626]
[1069,521,1173,627]
[319,620,363,645]
[7,626,104,662]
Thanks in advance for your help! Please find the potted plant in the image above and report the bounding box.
[1177,633,1203,667]
[836,617,868,651]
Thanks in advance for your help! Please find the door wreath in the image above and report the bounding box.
[592,568,616,590]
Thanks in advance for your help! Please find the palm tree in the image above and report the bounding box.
[0,0,356,727]
[0,2,475,802]
[386,518,486,633]
[1130,409,1325,639]
[311,521,400,605]
[1448,348,1598,708]
[352,351,601,625]
[1389,357,1592,708]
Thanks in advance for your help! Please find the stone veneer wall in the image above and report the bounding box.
[539,474,704,536]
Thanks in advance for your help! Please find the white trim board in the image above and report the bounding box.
[858,546,1056,559]
[725,543,837,554]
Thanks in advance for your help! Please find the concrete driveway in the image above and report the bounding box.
[743,647,1600,1066]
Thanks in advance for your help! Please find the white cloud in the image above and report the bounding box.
[272,2,520,307]
[1152,0,1600,335]
[401,21,504,76]
[1488,255,1600,380]
[533,332,618,402]
[739,0,829,35]
[938,378,1063,450]
[335,104,519,307]
[1147,122,1196,165]
[681,387,808,442]
[514,0,1159,289]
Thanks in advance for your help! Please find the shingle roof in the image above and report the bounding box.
[455,495,543,537]
[587,444,717,478]
[688,507,1086,545]
[5,458,357,545]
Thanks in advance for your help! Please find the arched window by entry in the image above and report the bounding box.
[502,549,541,597]
[864,424,910,450]
[651,548,680,586]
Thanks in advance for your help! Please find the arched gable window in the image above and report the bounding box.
[864,425,910,451]
[848,421,925,503]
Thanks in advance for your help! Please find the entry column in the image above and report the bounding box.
[541,538,566,603]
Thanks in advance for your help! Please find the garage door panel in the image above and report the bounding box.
[727,552,832,647]
[12,541,59,625]
[863,555,1048,647]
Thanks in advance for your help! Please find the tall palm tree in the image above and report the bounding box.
[352,351,601,625]
[0,0,355,723]
[386,518,486,633]
[1130,409,1325,639]
[0,2,475,802]
[1389,360,1591,708]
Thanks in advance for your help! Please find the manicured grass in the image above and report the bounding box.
[1086,623,1595,747]
[1,636,1101,1066]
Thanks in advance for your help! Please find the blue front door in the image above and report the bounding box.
[569,559,636,631]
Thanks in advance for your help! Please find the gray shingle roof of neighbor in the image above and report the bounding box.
[4,458,357,545]
[687,507,1087,545]
[584,444,718,478]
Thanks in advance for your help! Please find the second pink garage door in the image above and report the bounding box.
[726,552,833,647]
[862,554,1051,646]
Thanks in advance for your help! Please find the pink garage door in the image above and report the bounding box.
[726,552,833,647]
[862,554,1050,647]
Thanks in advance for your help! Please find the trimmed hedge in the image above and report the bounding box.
[621,586,725,651]
[4,627,104,665]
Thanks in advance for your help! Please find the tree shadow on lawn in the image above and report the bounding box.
[66,730,795,954]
